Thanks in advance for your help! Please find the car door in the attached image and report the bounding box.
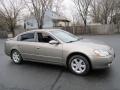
[18,32,37,60]
[34,32,63,63]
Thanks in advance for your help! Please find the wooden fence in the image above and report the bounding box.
[57,24,120,35]
[0,31,8,38]
[61,26,88,35]
[0,24,120,38]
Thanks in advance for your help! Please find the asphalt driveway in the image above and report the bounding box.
[0,35,120,90]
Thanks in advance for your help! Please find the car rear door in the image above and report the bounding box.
[18,32,37,60]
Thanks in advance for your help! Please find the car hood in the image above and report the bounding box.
[72,39,111,50]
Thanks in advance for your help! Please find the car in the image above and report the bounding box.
[4,29,115,75]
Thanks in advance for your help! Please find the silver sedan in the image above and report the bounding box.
[4,29,115,75]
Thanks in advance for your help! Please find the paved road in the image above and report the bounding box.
[0,35,120,90]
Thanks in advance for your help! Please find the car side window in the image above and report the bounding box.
[37,32,54,43]
[20,33,35,42]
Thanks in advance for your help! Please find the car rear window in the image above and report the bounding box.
[20,33,35,42]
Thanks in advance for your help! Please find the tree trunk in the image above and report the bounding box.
[9,25,15,37]
[38,16,44,29]
[105,19,107,24]
[38,23,43,29]
[11,29,15,37]
[39,24,43,29]
[37,21,43,29]
[84,19,87,34]
[104,15,108,24]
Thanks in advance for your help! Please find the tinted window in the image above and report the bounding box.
[20,33,35,42]
[37,32,54,43]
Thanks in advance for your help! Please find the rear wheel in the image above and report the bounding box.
[68,55,90,75]
[11,50,23,64]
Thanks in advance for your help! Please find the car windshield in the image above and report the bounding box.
[51,30,80,43]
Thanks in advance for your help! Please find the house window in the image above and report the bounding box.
[27,22,30,25]
[27,22,33,27]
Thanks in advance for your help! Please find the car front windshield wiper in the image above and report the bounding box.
[67,40,76,43]
[67,38,80,43]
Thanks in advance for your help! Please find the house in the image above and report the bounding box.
[24,10,70,30]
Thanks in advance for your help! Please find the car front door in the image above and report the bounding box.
[34,32,63,64]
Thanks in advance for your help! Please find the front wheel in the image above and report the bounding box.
[11,50,23,64]
[68,55,90,75]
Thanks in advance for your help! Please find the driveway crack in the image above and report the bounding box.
[50,69,64,90]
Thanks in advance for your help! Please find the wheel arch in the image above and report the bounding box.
[66,52,92,69]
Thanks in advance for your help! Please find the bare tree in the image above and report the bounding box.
[71,13,79,26]
[0,0,24,37]
[52,0,64,15]
[90,0,118,24]
[113,0,120,23]
[113,0,120,32]
[70,6,81,26]
[72,0,92,31]
[100,0,115,24]
[24,0,54,29]
[90,0,101,23]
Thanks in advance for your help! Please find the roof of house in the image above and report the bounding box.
[24,10,70,22]
[49,11,70,22]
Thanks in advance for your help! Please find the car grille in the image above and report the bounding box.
[108,48,114,56]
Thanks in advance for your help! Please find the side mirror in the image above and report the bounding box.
[49,40,59,45]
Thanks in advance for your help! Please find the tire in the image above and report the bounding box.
[68,55,90,75]
[11,50,23,64]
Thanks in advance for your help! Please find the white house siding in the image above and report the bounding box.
[24,10,70,30]
[25,18,38,30]
[25,16,54,29]
[43,15,54,28]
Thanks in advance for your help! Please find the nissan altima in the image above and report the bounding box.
[4,29,115,75]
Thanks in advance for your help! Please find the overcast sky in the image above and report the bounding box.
[62,0,74,20]
[19,0,92,25]
[62,0,92,23]
[1,0,91,23]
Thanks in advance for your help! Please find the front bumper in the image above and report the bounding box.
[91,54,115,69]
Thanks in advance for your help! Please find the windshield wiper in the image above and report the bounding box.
[67,38,80,43]
[67,41,75,43]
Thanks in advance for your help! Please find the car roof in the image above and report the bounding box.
[24,29,61,33]
[16,29,62,38]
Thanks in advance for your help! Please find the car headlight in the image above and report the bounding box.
[93,49,110,57]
